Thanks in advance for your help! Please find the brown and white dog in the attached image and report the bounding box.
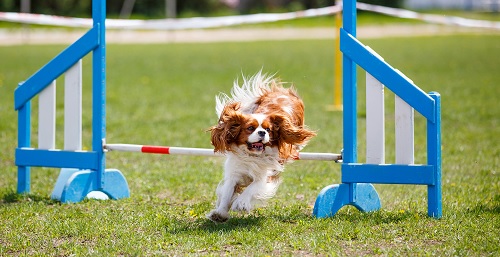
[207,71,316,223]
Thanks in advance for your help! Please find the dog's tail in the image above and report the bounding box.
[215,69,277,117]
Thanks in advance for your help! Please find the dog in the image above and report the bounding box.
[206,71,316,223]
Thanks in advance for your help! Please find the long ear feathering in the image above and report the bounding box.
[270,114,317,160]
[210,102,245,153]
[215,70,278,117]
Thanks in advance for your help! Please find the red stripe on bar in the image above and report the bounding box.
[141,145,170,154]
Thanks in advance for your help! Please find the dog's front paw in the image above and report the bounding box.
[231,198,253,213]
[206,210,229,223]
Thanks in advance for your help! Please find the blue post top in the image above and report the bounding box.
[343,0,356,36]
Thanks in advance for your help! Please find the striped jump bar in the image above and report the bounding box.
[105,144,342,162]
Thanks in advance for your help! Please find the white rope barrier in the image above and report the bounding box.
[356,3,500,30]
[1,3,499,30]
[0,6,341,30]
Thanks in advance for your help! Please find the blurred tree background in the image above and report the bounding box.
[0,0,402,18]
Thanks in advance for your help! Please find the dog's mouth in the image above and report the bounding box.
[247,141,265,152]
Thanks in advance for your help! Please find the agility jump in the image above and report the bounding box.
[14,0,441,218]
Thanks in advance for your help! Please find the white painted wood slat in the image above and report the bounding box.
[64,60,83,151]
[366,72,385,164]
[395,95,414,164]
[38,81,56,149]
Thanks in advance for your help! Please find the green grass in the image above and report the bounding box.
[0,33,499,256]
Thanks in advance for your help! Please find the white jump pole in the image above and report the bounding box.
[104,143,342,162]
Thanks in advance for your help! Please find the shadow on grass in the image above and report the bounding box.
[161,202,319,235]
[163,214,264,235]
[0,189,57,205]
[332,206,431,224]
[202,215,265,231]
[470,194,500,214]
[161,203,436,236]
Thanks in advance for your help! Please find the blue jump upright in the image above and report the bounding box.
[313,0,442,218]
[14,0,129,202]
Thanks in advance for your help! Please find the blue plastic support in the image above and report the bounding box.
[14,28,99,110]
[92,0,107,191]
[16,101,31,194]
[342,0,357,164]
[341,0,367,209]
[313,183,380,218]
[51,168,129,203]
[339,29,435,122]
[313,0,442,219]
[14,20,99,195]
[427,93,442,218]
[51,0,130,201]
[15,149,99,170]
[342,164,436,185]
[313,0,381,218]
[14,0,130,202]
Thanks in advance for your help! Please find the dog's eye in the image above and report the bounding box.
[265,128,271,132]
[247,126,255,131]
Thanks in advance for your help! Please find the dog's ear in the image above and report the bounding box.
[270,114,316,159]
[209,102,245,153]
[270,114,316,145]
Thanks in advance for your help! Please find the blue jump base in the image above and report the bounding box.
[13,0,441,218]
[51,168,129,203]
[313,183,381,218]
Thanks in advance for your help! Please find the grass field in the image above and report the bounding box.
[0,33,499,256]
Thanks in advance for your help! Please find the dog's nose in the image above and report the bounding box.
[258,131,266,137]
